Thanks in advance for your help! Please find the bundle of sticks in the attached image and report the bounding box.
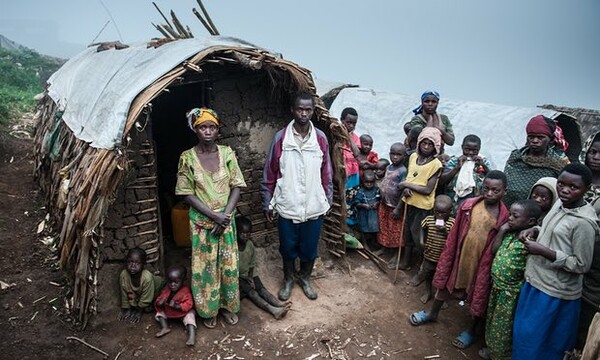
[152,0,219,39]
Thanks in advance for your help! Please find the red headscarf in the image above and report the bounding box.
[525,115,569,152]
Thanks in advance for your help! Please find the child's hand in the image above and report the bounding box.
[392,207,402,219]
[522,239,545,255]
[118,308,131,321]
[473,155,483,165]
[517,227,539,242]
[402,188,413,198]
[458,155,468,167]
[168,300,181,310]
[499,222,510,233]
[156,299,166,308]
[435,225,447,233]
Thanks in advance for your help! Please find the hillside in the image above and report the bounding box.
[0,35,65,122]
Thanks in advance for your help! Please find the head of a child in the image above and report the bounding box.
[557,163,592,209]
[438,153,451,167]
[375,159,390,179]
[166,265,186,293]
[482,170,507,206]
[403,122,412,136]
[359,134,373,155]
[389,143,406,166]
[417,127,441,158]
[584,133,600,176]
[508,200,542,232]
[126,247,147,277]
[362,170,376,190]
[340,107,358,133]
[529,177,558,213]
[406,125,423,150]
[462,134,481,159]
[433,195,453,221]
[235,216,252,248]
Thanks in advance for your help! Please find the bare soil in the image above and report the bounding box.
[0,132,483,359]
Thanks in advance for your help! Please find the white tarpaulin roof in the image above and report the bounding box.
[47,36,260,149]
[328,87,564,169]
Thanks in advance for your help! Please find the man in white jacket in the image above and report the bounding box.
[261,93,333,301]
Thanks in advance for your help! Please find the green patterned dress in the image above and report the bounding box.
[486,232,528,359]
[175,145,246,318]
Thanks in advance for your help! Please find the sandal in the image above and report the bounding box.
[452,330,475,349]
[221,310,239,326]
[203,317,217,329]
[409,310,432,326]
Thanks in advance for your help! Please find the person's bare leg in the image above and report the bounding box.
[420,279,433,304]
[155,317,171,337]
[186,324,196,346]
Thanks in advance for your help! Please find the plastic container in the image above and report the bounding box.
[171,202,191,247]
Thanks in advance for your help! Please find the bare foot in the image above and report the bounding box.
[410,273,426,287]
[118,309,131,321]
[155,327,171,338]
[272,306,289,320]
[129,309,142,323]
[420,293,431,304]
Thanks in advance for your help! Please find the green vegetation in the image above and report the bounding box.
[0,48,63,123]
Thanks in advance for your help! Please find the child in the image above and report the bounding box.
[512,163,599,360]
[404,125,423,161]
[376,143,407,264]
[528,177,558,224]
[411,195,455,305]
[394,127,443,269]
[440,135,491,210]
[340,107,361,226]
[119,247,163,323]
[358,134,379,174]
[409,170,509,351]
[482,200,542,360]
[155,265,196,346]
[352,171,381,250]
[236,216,291,319]
[374,158,390,188]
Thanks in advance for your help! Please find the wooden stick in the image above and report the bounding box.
[192,8,216,35]
[393,202,409,284]
[66,336,109,358]
[152,22,171,39]
[170,10,191,38]
[196,0,220,35]
[122,218,157,229]
[152,2,175,31]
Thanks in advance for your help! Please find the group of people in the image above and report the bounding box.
[115,90,599,359]
[341,91,599,359]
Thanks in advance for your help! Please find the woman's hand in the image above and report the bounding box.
[212,211,231,227]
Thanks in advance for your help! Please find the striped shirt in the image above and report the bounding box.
[422,215,455,262]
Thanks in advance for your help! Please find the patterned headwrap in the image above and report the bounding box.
[412,91,440,115]
[186,107,219,130]
[417,126,442,156]
[526,115,569,152]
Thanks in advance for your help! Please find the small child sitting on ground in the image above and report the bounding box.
[440,134,491,211]
[480,199,541,360]
[155,265,196,346]
[352,171,381,250]
[236,216,291,319]
[411,195,455,304]
[374,158,390,188]
[376,143,408,263]
[358,134,379,174]
[409,170,510,350]
[119,247,163,323]
[528,177,558,224]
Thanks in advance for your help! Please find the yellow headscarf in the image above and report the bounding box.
[187,107,219,129]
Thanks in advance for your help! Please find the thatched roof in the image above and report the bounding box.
[33,36,349,325]
[539,104,600,141]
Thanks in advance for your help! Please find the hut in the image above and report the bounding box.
[322,86,582,168]
[32,36,349,325]
[539,104,600,142]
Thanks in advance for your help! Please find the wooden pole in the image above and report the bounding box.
[170,10,191,38]
[192,8,216,35]
[393,202,409,284]
[152,2,175,30]
[196,0,220,35]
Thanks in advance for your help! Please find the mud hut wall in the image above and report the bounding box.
[210,74,288,248]
[101,123,162,272]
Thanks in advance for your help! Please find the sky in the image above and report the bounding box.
[1,0,599,109]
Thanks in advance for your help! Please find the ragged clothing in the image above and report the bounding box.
[154,285,194,319]
[120,269,163,309]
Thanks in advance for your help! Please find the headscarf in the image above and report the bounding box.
[412,90,440,115]
[580,131,600,164]
[528,177,559,208]
[186,107,219,130]
[417,126,442,156]
[525,115,569,152]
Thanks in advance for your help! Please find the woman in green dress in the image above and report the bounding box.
[175,107,246,329]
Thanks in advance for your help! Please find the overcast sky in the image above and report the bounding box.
[2,0,599,109]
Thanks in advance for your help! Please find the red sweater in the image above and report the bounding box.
[154,285,194,318]
[432,196,509,317]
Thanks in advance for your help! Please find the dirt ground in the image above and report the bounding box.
[0,130,484,360]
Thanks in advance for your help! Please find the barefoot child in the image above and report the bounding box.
[528,177,558,224]
[119,247,163,323]
[512,163,599,360]
[376,143,407,263]
[439,134,491,211]
[409,171,509,350]
[352,171,381,250]
[411,195,455,304]
[482,200,542,360]
[358,134,379,174]
[374,158,390,188]
[154,265,196,346]
[394,127,444,269]
[236,216,291,319]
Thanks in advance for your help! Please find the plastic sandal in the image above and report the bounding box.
[409,310,431,326]
[452,330,475,349]
[221,311,239,325]
[203,317,217,329]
